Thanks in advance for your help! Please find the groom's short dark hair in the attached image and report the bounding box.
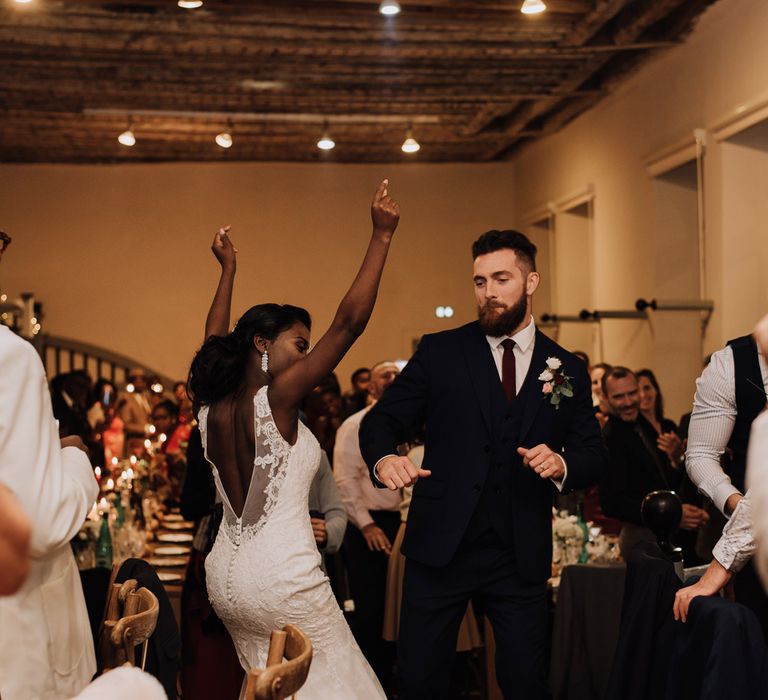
[472,230,537,272]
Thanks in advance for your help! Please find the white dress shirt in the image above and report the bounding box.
[686,344,768,515]
[711,409,768,572]
[484,313,537,394]
[0,327,99,700]
[335,405,401,530]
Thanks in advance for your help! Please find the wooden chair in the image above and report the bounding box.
[98,577,159,672]
[244,625,313,700]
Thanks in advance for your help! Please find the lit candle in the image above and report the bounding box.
[106,477,115,491]
[158,433,167,444]
[129,455,137,466]
[111,456,119,466]
[94,466,102,482]
[144,438,152,450]
[148,424,157,435]
[98,496,109,514]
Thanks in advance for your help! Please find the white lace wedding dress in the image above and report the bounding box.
[199,386,385,700]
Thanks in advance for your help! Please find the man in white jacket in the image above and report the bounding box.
[0,325,99,700]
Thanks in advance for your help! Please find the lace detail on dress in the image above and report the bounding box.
[240,386,292,540]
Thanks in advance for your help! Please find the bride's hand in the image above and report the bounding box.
[371,179,400,238]
[211,226,237,269]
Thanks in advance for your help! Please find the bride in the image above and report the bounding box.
[187,181,398,699]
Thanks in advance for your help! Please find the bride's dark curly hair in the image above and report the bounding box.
[188,303,311,406]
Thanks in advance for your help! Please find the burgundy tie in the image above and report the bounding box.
[501,338,517,403]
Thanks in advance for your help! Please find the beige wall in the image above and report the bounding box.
[512,0,768,420]
[0,162,515,389]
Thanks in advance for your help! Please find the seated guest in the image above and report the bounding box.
[637,368,707,562]
[343,367,371,417]
[152,399,191,502]
[173,380,195,425]
[591,362,612,428]
[599,367,708,559]
[0,321,99,699]
[117,368,152,438]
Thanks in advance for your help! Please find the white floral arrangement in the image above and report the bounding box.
[552,509,586,570]
[538,357,574,410]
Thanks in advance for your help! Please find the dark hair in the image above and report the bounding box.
[351,367,370,383]
[573,350,590,366]
[471,230,537,272]
[602,366,636,397]
[636,368,665,424]
[187,303,311,406]
[152,399,179,419]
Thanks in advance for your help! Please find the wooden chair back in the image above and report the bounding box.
[244,625,313,700]
[98,577,159,672]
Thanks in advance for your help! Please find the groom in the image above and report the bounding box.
[360,230,606,698]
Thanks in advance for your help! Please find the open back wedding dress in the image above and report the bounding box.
[199,385,385,699]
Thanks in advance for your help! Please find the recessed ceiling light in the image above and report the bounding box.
[520,0,546,15]
[178,0,203,8]
[379,0,401,16]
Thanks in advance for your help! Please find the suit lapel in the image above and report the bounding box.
[460,323,496,437]
[518,330,553,442]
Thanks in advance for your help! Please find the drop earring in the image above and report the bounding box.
[261,350,269,373]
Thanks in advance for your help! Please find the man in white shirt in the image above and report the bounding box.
[0,326,99,699]
[334,360,401,690]
[675,314,768,624]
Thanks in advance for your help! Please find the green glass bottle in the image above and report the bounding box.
[95,512,113,569]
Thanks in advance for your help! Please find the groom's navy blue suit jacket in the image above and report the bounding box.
[360,321,607,582]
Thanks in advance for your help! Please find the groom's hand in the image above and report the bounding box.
[517,445,565,480]
[376,455,431,490]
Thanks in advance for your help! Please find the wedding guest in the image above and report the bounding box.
[306,384,344,461]
[50,371,93,442]
[636,368,707,562]
[0,322,99,699]
[117,368,152,438]
[0,482,31,596]
[334,360,402,691]
[573,350,590,366]
[174,380,195,425]
[343,367,371,417]
[309,451,348,574]
[674,406,768,622]
[151,399,191,502]
[591,362,612,428]
[686,320,768,630]
[599,367,708,558]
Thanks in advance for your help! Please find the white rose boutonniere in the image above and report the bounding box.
[539,356,573,409]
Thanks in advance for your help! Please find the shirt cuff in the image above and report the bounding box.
[550,454,568,492]
[713,481,742,517]
[712,496,755,573]
[373,455,398,486]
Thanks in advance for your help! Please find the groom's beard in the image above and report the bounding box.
[478,290,528,337]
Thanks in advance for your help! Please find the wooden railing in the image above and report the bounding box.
[39,334,176,388]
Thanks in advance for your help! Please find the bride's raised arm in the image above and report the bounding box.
[204,225,237,340]
[270,179,399,410]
